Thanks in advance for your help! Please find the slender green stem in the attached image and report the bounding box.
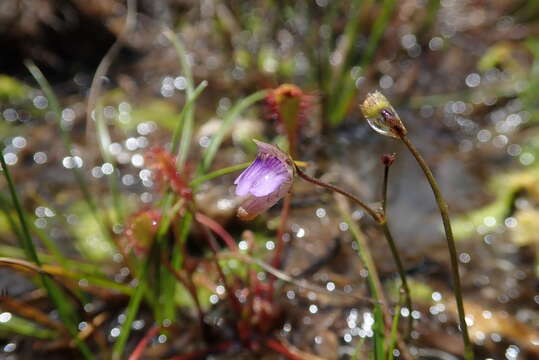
[387,302,402,360]
[171,81,208,155]
[337,199,386,359]
[382,165,389,213]
[295,166,382,222]
[380,161,412,337]
[380,222,412,336]
[112,194,180,359]
[164,28,195,168]
[112,256,150,360]
[162,211,193,320]
[400,135,473,360]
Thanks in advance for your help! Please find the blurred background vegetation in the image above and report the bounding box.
[0,0,538,359]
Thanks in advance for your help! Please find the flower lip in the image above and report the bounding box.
[234,140,294,220]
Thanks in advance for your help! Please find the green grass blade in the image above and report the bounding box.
[164,29,194,94]
[0,244,131,294]
[360,0,397,67]
[0,194,24,243]
[200,90,268,174]
[337,198,385,359]
[386,303,401,360]
[162,211,193,320]
[24,61,115,250]
[329,0,397,126]
[113,192,179,359]
[0,192,70,270]
[163,29,196,168]
[329,0,369,94]
[0,315,59,340]
[171,81,208,155]
[0,152,94,359]
[95,99,124,225]
[24,61,95,212]
[112,260,149,360]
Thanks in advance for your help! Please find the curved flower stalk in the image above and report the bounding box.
[234,140,295,220]
[234,139,415,357]
[360,91,474,360]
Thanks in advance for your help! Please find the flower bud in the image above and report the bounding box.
[360,91,407,138]
[381,153,396,167]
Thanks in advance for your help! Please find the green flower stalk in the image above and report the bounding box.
[360,91,474,360]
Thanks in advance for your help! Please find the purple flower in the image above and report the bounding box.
[234,140,294,220]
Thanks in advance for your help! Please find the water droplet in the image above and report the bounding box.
[0,312,12,323]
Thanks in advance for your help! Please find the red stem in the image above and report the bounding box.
[195,212,238,251]
[272,194,291,269]
[264,338,306,360]
[127,325,161,360]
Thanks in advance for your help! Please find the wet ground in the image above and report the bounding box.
[0,0,538,359]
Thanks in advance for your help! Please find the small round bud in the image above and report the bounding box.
[381,153,396,166]
[360,91,407,138]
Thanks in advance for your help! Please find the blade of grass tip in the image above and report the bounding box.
[95,99,124,225]
[199,90,268,174]
[163,28,195,168]
[24,61,115,250]
[386,303,401,360]
[170,80,208,154]
[0,153,94,359]
[164,28,194,93]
